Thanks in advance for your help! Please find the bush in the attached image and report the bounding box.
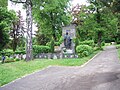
[79,40,95,47]
[116,45,120,49]
[5,57,15,63]
[54,42,60,46]
[101,41,105,46]
[73,38,79,52]
[15,58,20,61]
[33,45,51,55]
[15,50,26,54]
[76,45,93,58]
[54,37,64,46]
[116,41,120,44]
[50,39,54,53]
[4,49,14,56]
[5,60,15,63]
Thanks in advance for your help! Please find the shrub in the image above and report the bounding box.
[15,58,20,61]
[116,45,120,49]
[0,56,1,61]
[101,41,105,46]
[5,60,15,63]
[33,45,51,55]
[54,37,64,46]
[50,39,54,53]
[4,49,14,57]
[76,45,93,58]
[73,38,79,52]
[79,40,95,47]
[5,57,15,63]
[54,42,60,46]
[15,50,26,54]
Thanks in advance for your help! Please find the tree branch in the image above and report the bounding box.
[10,0,26,3]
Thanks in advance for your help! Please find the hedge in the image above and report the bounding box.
[76,45,93,58]
[79,40,94,47]
[33,45,51,55]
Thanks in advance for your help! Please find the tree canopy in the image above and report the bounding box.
[0,7,16,51]
[32,0,71,41]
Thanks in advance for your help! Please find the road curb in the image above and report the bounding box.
[1,65,53,88]
[80,51,102,68]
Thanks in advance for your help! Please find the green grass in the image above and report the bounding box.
[0,50,99,86]
[118,49,120,59]
[116,44,120,59]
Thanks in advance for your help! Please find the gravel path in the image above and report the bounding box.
[1,45,120,90]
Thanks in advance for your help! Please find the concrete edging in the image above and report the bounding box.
[80,51,102,67]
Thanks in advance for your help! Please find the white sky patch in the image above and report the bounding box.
[8,0,37,35]
[8,0,26,20]
[71,0,88,6]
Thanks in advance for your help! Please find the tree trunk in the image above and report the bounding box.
[96,7,102,48]
[98,31,102,48]
[26,0,33,61]
[50,12,57,41]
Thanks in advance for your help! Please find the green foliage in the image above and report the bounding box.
[32,0,71,40]
[14,58,20,61]
[0,0,7,8]
[3,49,14,57]
[5,57,15,63]
[73,38,79,52]
[101,41,105,46]
[0,7,16,51]
[79,40,95,47]
[35,33,50,45]
[4,57,21,63]
[76,3,118,47]
[33,45,51,55]
[117,45,120,59]
[76,45,93,58]
[50,39,54,53]
[15,50,26,54]
[10,11,24,52]
[0,49,26,57]
[0,56,1,61]
[116,44,120,49]
[54,37,63,46]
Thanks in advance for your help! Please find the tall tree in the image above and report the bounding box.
[32,0,71,41]
[0,7,16,51]
[76,1,118,45]
[99,0,120,43]
[10,0,33,61]
[10,10,25,52]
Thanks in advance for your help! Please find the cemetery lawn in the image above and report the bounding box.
[118,49,120,59]
[116,44,120,59]
[0,50,99,86]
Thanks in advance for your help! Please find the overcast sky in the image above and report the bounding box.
[72,0,87,6]
[8,0,88,12]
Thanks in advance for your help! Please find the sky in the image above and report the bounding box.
[8,0,88,13]
[71,0,87,6]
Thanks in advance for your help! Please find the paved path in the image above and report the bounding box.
[1,46,120,90]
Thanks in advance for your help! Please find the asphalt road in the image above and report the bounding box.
[1,46,120,90]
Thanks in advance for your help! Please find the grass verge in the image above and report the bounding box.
[116,44,120,59]
[0,50,100,86]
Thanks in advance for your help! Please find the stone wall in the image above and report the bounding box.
[34,53,78,59]
[11,53,78,60]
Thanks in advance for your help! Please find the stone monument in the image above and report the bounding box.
[60,24,76,54]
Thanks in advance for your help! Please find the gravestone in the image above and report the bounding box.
[60,24,76,54]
